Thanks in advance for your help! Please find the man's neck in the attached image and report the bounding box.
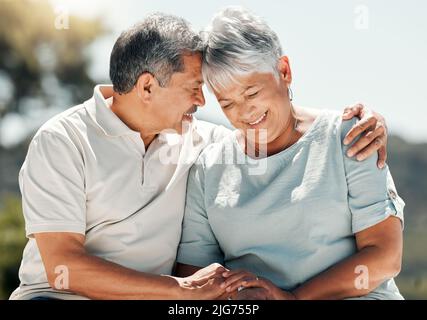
[110,93,157,149]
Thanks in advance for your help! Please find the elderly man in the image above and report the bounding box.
[10,13,389,300]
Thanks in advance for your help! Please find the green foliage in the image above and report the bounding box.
[388,136,427,229]
[0,0,106,115]
[0,0,106,299]
[0,195,27,299]
[394,230,427,299]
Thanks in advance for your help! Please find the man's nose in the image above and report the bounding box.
[195,88,206,107]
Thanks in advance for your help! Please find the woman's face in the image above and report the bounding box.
[213,57,293,146]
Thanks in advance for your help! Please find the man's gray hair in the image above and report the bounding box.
[202,6,283,92]
[110,13,203,94]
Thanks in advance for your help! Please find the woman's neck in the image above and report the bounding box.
[247,106,301,158]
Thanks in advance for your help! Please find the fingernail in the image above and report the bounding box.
[226,287,231,292]
[379,162,385,169]
[347,150,354,157]
[220,283,226,289]
[357,155,364,161]
[222,272,228,277]
[343,139,349,145]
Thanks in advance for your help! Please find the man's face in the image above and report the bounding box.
[149,53,205,134]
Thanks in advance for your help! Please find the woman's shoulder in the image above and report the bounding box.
[295,106,351,143]
[306,106,359,133]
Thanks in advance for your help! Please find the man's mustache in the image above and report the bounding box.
[185,106,198,114]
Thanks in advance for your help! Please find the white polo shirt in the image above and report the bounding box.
[9,85,230,300]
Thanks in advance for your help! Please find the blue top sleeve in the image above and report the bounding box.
[340,118,405,234]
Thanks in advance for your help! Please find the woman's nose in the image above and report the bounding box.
[239,104,257,120]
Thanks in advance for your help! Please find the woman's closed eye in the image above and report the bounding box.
[247,91,260,99]
[222,103,234,110]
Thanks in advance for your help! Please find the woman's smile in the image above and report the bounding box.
[245,110,269,128]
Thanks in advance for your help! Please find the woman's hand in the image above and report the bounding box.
[220,269,258,293]
[185,263,227,285]
[221,269,296,300]
[175,263,229,300]
[342,103,388,168]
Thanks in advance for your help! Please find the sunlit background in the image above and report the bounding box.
[1,0,427,146]
[0,0,426,299]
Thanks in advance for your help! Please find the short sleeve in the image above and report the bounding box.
[19,131,86,238]
[341,119,405,234]
[176,162,224,267]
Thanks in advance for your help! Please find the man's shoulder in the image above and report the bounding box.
[28,101,94,155]
[34,100,94,141]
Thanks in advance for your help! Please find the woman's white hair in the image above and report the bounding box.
[202,6,283,92]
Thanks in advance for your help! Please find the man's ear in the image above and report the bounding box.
[135,73,156,102]
[277,56,292,85]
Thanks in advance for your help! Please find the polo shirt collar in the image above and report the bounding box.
[85,84,204,147]
[85,85,139,137]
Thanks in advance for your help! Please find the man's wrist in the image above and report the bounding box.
[161,275,193,299]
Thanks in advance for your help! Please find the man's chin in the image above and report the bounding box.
[182,114,194,122]
[167,120,192,136]
[180,117,194,133]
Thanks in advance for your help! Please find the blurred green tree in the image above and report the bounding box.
[0,195,25,299]
[0,0,106,117]
[0,0,106,299]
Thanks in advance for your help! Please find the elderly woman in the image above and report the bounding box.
[176,7,405,300]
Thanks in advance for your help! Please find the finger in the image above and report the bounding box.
[207,263,228,275]
[207,278,225,294]
[346,126,385,157]
[355,136,384,162]
[236,288,267,300]
[191,273,224,287]
[204,277,227,296]
[210,264,227,273]
[342,104,363,119]
[192,272,220,284]
[222,269,245,278]
[343,116,377,145]
[221,273,246,289]
[198,265,227,280]
[342,104,364,120]
[377,145,387,169]
[221,272,253,290]
[190,278,212,287]
[225,275,256,293]
[214,266,227,275]
[342,106,354,120]
[240,279,268,290]
[216,291,235,300]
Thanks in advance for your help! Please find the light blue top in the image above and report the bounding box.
[177,110,405,300]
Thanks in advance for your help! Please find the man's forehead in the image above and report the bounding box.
[182,54,202,73]
[166,53,203,85]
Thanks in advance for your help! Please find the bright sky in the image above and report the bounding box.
[9,0,427,145]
